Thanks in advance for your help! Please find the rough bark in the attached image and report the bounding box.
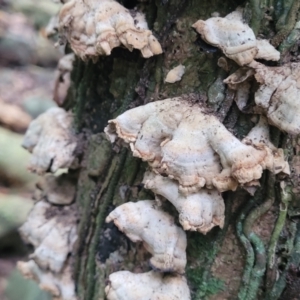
[67,0,300,299]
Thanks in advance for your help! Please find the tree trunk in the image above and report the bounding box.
[69,0,300,299]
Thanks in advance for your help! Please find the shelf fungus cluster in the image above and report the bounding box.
[106,200,187,273]
[225,61,300,135]
[17,4,294,299]
[105,200,190,299]
[143,172,225,234]
[57,0,162,60]
[103,94,289,298]
[22,107,77,175]
[192,11,280,66]
[105,98,288,195]
[19,105,78,299]
[18,176,78,300]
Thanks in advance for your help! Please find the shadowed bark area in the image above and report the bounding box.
[67,0,300,299]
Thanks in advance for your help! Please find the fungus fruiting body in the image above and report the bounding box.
[105,97,288,193]
[58,0,162,60]
[18,194,78,300]
[225,61,300,135]
[54,53,75,106]
[192,11,279,66]
[35,173,76,205]
[19,199,78,273]
[22,107,77,174]
[105,270,191,300]
[242,116,290,175]
[17,260,76,300]
[106,200,187,273]
[143,172,225,234]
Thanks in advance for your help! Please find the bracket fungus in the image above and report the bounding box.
[17,260,76,300]
[58,0,162,60]
[223,66,255,110]
[225,61,300,135]
[242,116,290,174]
[143,172,224,234]
[192,11,279,66]
[35,173,76,205]
[105,270,191,300]
[106,200,187,273]
[22,107,77,174]
[19,199,78,273]
[54,53,75,106]
[105,98,287,193]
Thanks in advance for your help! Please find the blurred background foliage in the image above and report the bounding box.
[0,0,62,298]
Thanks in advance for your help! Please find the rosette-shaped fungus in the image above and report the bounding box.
[105,98,287,193]
[58,0,162,60]
[106,200,187,273]
[17,260,76,300]
[22,107,77,174]
[192,11,279,66]
[19,199,78,273]
[225,61,300,134]
[143,172,225,234]
[35,173,76,205]
[105,270,191,300]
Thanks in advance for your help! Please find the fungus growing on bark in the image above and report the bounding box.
[105,270,191,300]
[58,0,162,60]
[105,98,287,193]
[19,199,78,273]
[54,53,75,106]
[35,173,77,205]
[165,65,185,83]
[17,260,76,300]
[242,116,290,175]
[223,66,254,110]
[44,14,59,38]
[224,61,300,134]
[22,107,77,174]
[192,11,279,66]
[143,172,225,234]
[106,200,187,273]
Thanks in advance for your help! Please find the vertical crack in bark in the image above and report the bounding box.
[85,149,127,300]
[265,183,292,295]
[237,174,275,300]
[236,199,256,300]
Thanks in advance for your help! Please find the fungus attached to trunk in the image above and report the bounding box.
[22,107,77,174]
[54,53,75,106]
[58,0,162,60]
[192,11,279,66]
[225,61,300,135]
[19,200,78,273]
[35,173,77,205]
[143,172,225,234]
[105,97,288,193]
[106,200,187,273]
[17,260,76,300]
[105,270,191,300]
[242,116,290,175]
